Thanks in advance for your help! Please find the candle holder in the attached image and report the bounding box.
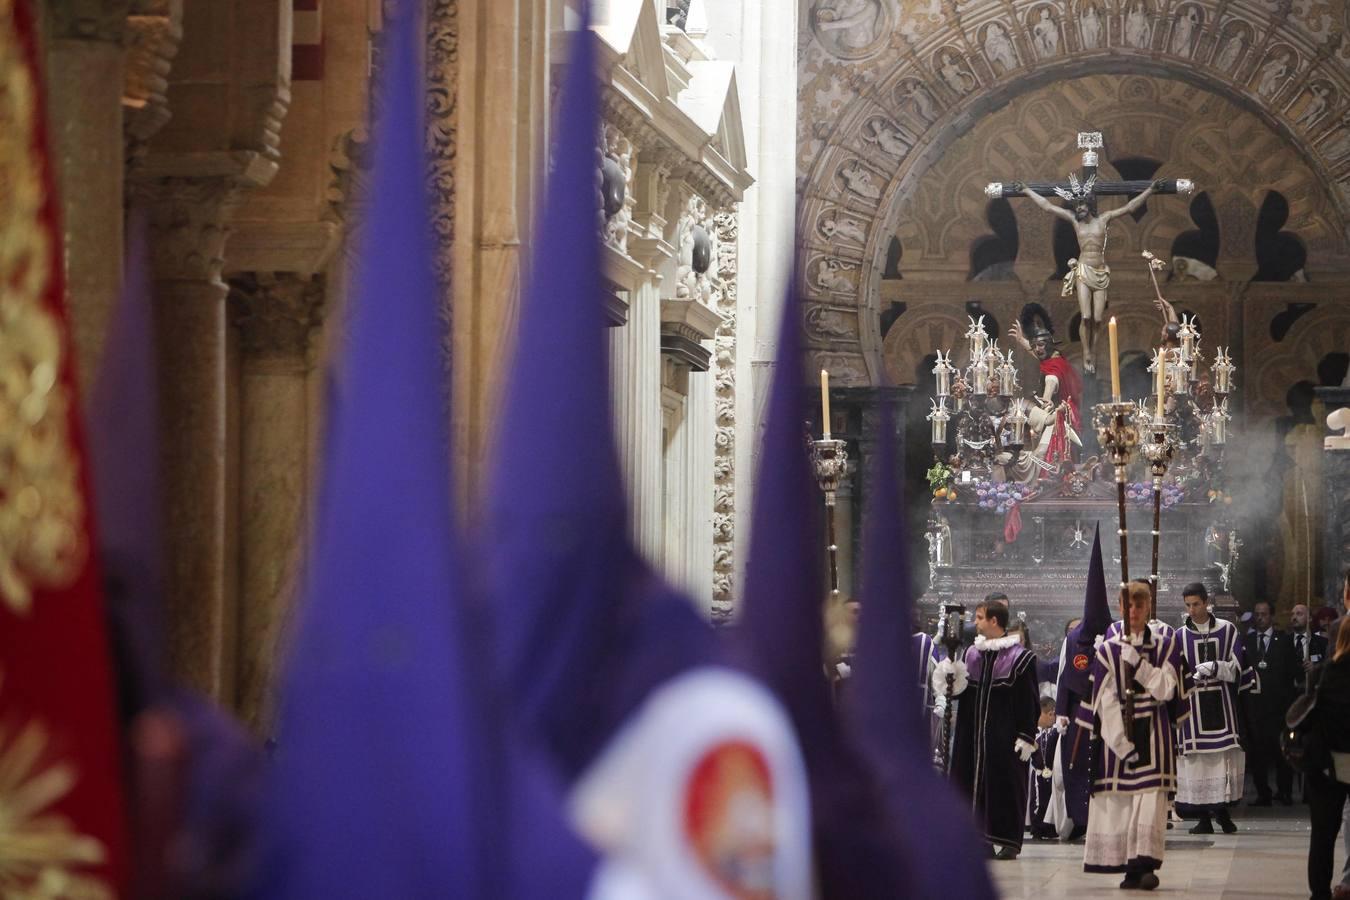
[1093,400,1140,583]
[933,602,966,773]
[1212,347,1235,397]
[1141,418,1176,606]
[928,397,950,445]
[933,351,955,398]
[811,438,849,605]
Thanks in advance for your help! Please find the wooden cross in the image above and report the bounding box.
[984,132,1193,205]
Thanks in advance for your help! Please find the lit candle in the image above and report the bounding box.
[821,369,831,439]
[1108,317,1121,402]
[1156,351,1166,418]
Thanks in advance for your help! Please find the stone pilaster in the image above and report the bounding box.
[43,0,132,389]
[229,272,324,730]
[140,172,247,700]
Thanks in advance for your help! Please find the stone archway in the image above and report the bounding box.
[798,0,1350,385]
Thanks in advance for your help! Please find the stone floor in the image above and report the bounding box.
[990,807,1343,899]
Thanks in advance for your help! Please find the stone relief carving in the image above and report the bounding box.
[935,49,976,95]
[711,210,738,622]
[674,191,716,304]
[862,117,911,158]
[601,122,637,255]
[810,0,889,60]
[839,159,883,200]
[812,353,868,386]
[1030,9,1060,59]
[895,78,938,124]
[1257,49,1295,98]
[983,22,1019,73]
[1213,23,1251,71]
[1079,2,1104,49]
[1171,5,1200,55]
[425,0,458,300]
[1296,81,1334,128]
[805,304,855,340]
[815,256,858,294]
[818,210,868,244]
[1125,1,1152,49]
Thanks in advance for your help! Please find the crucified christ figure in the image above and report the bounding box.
[1010,179,1163,373]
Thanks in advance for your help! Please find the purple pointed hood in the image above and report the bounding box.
[1062,523,1111,699]
[252,5,596,896]
[849,409,996,899]
[483,15,716,781]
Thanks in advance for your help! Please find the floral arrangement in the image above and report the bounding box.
[927,462,957,501]
[973,480,1028,514]
[1125,481,1184,508]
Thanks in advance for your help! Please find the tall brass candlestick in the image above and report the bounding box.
[1095,399,1140,732]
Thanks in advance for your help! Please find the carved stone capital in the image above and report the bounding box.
[140,176,244,284]
[45,0,132,42]
[228,272,326,363]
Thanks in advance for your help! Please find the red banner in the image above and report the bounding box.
[0,0,130,894]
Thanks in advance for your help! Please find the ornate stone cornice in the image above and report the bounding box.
[228,272,326,363]
[122,0,181,154]
[45,0,131,42]
[425,0,458,300]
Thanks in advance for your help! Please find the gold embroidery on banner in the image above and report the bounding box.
[0,0,87,615]
[0,674,113,899]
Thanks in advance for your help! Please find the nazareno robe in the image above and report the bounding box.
[1075,626,1188,875]
[951,634,1039,852]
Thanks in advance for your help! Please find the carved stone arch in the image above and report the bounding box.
[881,304,971,386]
[798,25,1350,385]
[1247,304,1350,418]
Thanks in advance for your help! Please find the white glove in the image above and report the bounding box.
[1119,642,1141,668]
[1015,738,1036,762]
[1054,715,1070,734]
[931,658,969,698]
[1122,745,1140,767]
[1193,661,1216,680]
[835,661,852,679]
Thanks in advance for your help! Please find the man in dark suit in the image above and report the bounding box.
[1290,603,1330,694]
[1242,600,1299,805]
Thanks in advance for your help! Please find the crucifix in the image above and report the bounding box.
[986,133,1194,374]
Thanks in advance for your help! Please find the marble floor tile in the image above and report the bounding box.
[990,808,1343,899]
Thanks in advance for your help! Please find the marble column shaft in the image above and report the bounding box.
[230,274,322,730]
[145,176,243,700]
[609,280,665,562]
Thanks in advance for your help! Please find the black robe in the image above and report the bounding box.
[952,636,1040,852]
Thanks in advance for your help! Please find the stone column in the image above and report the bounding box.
[609,278,665,563]
[1318,385,1350,607]
[141,173,248,700]
[229,273,324,730]
[735,0,798,602]
[43,0,131,388]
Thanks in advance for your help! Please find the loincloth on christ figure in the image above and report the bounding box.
[1061,259,1110,297]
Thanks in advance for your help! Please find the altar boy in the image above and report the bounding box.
[1028,697,1059,840]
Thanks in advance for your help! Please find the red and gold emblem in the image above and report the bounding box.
[683,741,777,900]
[1073,653,1090,671]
